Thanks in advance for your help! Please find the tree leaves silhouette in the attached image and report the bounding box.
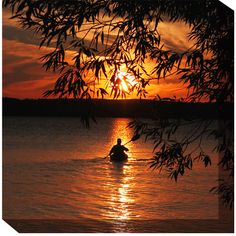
[3,0,233,207]
[4,0,233,101]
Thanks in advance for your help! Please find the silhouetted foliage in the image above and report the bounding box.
[3,0,233,207]
[210,179,234,209]
[3,0,233,101]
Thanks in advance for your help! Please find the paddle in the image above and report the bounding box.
[103,133,141,159]
[123,133,141,145]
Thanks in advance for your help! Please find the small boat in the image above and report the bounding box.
[110,153,128,162]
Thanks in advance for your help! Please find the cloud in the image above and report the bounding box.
[3,25,41,46]
[2,8,19,27]
[3,38,57,98]
[2,8,192,99]
[147,81,188,99]
[3,79,55,99]
[158,21,194,52]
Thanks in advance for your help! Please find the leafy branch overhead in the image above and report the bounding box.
[128,116,233,208]
[3,0,233,101]
[3,0,234,208]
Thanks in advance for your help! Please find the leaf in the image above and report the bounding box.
[101,31,104,45]
[101,63,107,77]
[203,155,211,167]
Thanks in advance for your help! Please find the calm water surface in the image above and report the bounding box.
[3,117,220,230]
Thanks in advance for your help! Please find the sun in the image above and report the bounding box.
[110,70,137,95]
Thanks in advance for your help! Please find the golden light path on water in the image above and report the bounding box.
[103,119,137,223]
[108,166,135,221]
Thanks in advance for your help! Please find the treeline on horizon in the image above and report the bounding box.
[3,97,233,119]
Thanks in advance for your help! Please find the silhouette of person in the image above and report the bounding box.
[109,138,129,161]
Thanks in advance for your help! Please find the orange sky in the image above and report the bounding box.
[3,8,193,100]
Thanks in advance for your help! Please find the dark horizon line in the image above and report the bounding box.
[2,97,234,104]
[3,96,233,119]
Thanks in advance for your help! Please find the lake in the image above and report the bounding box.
[2,117,232,232]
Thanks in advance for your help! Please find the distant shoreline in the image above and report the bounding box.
[3,97,233,119]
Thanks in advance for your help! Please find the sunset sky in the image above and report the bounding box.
[3,8,193,99]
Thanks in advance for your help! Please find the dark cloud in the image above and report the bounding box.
[3,51,54,88]
[3,23,118,54]
[3,25,41,46]
[3,54,31,65]
[161,37,189,52]
[3,62,46,86]
[4,71,39,86]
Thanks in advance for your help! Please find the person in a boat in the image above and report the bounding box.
[109,138,129,160]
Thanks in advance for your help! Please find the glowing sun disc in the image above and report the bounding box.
[110,70,137,93]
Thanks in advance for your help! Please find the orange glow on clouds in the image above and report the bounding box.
[3,8,192,100]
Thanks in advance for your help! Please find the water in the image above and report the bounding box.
[3,117,223,231]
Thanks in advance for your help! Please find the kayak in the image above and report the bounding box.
[110,153,128,162]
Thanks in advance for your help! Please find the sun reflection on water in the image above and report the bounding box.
[107,164,135,221]
[109,118,134,160]
[105,119,137,225]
